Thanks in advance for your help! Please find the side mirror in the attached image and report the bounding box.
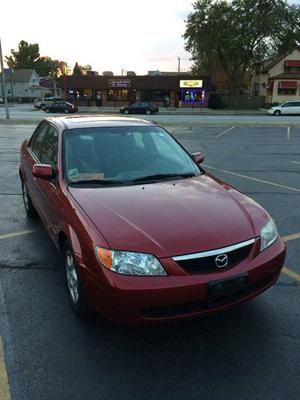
[32,164,55,180]
[191,152,204,164]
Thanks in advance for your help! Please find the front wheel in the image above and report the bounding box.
[274,110,281,116]
[45,108,50,113]
[124,109,129,115]
[22,181,37,218]
[146,109,152,115]
[64,242,94,317]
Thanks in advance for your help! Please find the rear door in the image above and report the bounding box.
[281,102,292,115]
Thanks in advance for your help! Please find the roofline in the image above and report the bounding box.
[262,45,300,73]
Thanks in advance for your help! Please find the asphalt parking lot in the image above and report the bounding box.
[0,123,300,400]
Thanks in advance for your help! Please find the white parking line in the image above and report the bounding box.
[0,230,35,241]
[0,337,11,400]
[215,126,236,138]
[292,161,300,165]
[204,165,300,193]
[287,126,290,139]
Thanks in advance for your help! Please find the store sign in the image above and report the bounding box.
[108,79,131,88]
[180,80,203,88]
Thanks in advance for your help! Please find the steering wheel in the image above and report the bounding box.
[135,152,164,169]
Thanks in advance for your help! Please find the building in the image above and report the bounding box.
[0,69,52,101]
[57,73,211,108]
[252,46,300,104]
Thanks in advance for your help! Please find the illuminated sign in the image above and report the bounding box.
[108,79,131,88]
[180,80,203,88]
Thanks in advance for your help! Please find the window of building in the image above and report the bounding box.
[278,88,297,95]
[107,89,128,101]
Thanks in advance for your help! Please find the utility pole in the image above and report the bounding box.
[178,57,181,73]
[0,38,10,119]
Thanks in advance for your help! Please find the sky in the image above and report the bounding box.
[1,0,299,76]
[0,0,194,75]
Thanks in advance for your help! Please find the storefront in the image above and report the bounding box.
[178,79,208,106]
[58,74,211,108]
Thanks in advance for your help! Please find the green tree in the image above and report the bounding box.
[73,62,84,76]
[6,40,68,77]
[184,0,300,94]
[6,40,40,69]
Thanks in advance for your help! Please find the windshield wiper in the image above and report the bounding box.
[68,179,124,186]
[130,173,196,184]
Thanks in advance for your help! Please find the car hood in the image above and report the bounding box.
[68,175,269,258]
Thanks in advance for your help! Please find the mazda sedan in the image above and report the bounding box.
[19,116,286,324]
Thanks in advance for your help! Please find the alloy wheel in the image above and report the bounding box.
[65,250,79,304]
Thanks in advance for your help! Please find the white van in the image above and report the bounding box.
[268,101,300,116]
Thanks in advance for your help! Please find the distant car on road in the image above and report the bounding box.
[45,101,77,114]
[268,101,300,116]
[120,102,158,115]
[19,116,286,325]
[34,97,63,110]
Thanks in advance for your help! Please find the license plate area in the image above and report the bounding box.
[207,273,249,305]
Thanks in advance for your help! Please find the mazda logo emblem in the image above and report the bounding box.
[215,254,229,268]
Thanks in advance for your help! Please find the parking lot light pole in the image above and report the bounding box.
[0,38,10,119]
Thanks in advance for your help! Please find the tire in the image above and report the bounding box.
[124,109,129,115]
[64,242,94,318]
[21,181,37,218]
[45,108,50,113]
[41,104,46,110]
[146,109,152,115]
[274,110,281,116]
[64,109,69,114]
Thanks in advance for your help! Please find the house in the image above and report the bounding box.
[1,69,51,101]
[252,47,300,104]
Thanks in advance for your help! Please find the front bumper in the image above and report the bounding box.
[85,237,286,325]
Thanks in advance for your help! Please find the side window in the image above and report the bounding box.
[29,123,49,159]
[40,126,59,167]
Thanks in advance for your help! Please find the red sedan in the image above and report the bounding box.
[19,116,286,324]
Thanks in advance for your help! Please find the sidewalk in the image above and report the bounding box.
[77,106,267,116]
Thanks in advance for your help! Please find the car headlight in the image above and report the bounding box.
[95,246,167,276]
[260,218,278,251]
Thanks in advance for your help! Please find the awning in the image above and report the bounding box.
[278,80,297,89]
[285,60,300,67]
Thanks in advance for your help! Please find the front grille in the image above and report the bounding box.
[176,244,252,273]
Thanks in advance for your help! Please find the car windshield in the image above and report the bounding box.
[63,126,201,185]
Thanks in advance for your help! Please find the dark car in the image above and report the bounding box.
[19,116,285,325]
[120,102,158,115]
[45,101,77,114]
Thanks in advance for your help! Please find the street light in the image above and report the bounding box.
[0,38,10,119]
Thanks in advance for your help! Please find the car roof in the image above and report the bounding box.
[43,115,156,131]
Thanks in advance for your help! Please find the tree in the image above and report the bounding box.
[72,62,91,75]
[184,0,300,94]
[6,40,68,77]
[6,40,40,69]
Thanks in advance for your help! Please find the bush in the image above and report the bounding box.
[208,93,225,109]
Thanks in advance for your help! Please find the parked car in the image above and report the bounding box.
[19,116,286,325]
[44,101,77,114]
[267,101,300,116]
[34,97,63,110]
[120,102,158,115]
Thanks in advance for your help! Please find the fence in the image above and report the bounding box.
[220,95,266,109]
